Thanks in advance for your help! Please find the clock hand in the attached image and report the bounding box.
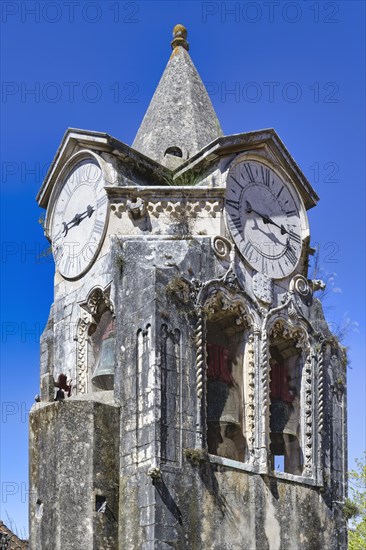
[245,201,288,235]
[62,205,95,235]
[251,218,284,245]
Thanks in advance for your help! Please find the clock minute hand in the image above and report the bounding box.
[62,205,95,235]
[245,201,288,235]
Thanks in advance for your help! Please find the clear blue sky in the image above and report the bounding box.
[1,0,365,536]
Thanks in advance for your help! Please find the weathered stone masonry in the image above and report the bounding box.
[29,25,347,550]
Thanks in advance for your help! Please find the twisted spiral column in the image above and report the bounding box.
[316,344,325,480]
[195,307,206,448]
[261,329,269,415]
[259,326,269,470]
[317,346,325,434]
[195,307,204,399]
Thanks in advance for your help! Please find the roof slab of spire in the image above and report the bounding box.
[132,25,223,167]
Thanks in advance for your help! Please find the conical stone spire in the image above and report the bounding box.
[132,25,223,168]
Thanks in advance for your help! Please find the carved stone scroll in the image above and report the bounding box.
[290,274,313,307]
[212,236,231,260]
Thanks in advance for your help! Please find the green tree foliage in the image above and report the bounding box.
[347,452,366,550]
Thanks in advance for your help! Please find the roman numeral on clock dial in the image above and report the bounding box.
[97,194,108,208]
[230,215,242,232]
[230,175,244,190]
[94,219,105,235]
[243,163,255,182]
[226,198,240,210]
[285,246,297,265]
[241,241,258,264]
[261,166,270,187]
[289,231,301,244]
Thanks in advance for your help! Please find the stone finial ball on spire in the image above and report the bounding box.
[171,24,189,51]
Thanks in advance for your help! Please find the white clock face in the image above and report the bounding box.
[226,160,303,279]
[50,159,108,279]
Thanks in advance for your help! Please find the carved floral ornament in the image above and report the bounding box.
[80,285,113,318]
[203,288,252,328]
[268,318,310,352]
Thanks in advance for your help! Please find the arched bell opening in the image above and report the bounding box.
[203,292,251,463]
[88,304,115,392]
[268,335,304,475]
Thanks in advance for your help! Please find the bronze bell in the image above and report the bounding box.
[91,335,115,390]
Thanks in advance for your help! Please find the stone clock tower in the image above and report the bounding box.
[30,25,347,549]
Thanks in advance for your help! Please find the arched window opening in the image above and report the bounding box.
[269,339,303,475]
[204,296,249,463]
[164,146,183,158]
[89,308,115,391]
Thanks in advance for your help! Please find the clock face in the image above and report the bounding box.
[50,159,108,279]
[226,160,304,279]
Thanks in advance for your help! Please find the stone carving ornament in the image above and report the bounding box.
[290,274,313,307]
[212,236,231,260]
[126,197,146,219]
[253,272,273,305]
[81,285,113,317]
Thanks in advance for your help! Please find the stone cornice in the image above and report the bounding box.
[105,185,225,201]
